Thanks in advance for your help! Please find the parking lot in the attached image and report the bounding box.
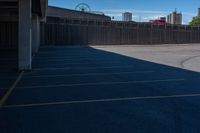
[0,44,200,133]
[0,49,18,100]
[93,44,200,72]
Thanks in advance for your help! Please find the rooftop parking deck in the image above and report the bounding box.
[0,45,200,133]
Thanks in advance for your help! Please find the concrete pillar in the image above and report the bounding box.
[32,14,40,54]
[18,0,32,70]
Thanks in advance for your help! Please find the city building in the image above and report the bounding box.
[122,12,132,22]
[192,8,200,20]
[159,17,166,22]
[167,9,182,25]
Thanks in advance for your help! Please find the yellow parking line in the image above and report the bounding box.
[0,71,24,107]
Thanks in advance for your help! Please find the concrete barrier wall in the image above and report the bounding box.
[40,21,200,46]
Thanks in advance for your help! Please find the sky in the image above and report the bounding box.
[49,0,200,24]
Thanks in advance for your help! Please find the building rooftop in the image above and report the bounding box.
[47,6,111,21]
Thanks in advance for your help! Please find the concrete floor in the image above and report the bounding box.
[92,44,200,73]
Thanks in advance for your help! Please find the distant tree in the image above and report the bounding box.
[190,17,200,26]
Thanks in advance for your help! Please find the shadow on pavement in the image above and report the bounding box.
[0,49,19,99]
[0,46,200,133]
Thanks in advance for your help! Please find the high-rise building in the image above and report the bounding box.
[198,8,200,17]
[122,12,132,22]
[192,8,200,20]
[167,9,182,25]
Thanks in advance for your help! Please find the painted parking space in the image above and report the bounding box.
[1,46,200,133]
[1,96,200,133]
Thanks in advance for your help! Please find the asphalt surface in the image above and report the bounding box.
[1,46,200,133]
[93,44,200,72]
[0,50,19,99]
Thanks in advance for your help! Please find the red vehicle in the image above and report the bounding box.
[149,19,168,24]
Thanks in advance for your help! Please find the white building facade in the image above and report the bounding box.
[122,12,132,22]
